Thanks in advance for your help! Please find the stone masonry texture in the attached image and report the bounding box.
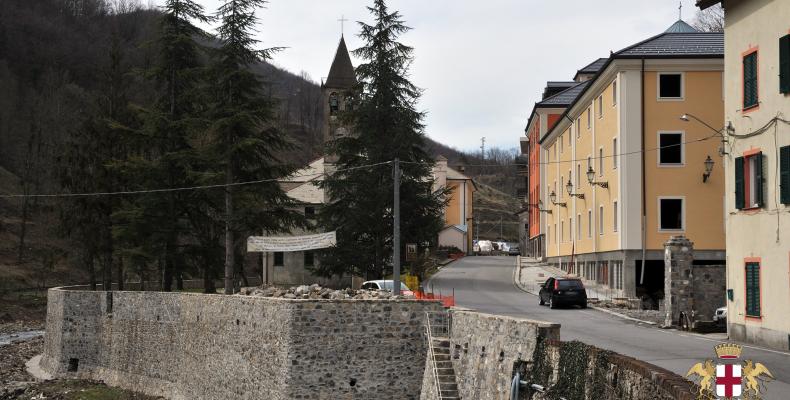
[41,286,443,400]
[419,309,697,400]
[664,235,725,326]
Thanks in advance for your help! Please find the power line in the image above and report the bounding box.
[0,161,394,199]
[405,132,719,168]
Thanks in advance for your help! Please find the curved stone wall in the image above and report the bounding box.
[41,287,443,399]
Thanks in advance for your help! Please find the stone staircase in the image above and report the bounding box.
[430,337,460,399]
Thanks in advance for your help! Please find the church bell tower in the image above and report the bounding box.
[322,36,357,164]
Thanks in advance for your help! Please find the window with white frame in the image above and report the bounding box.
[587,209,592,238]
[598,148,604,176]
[599,205,604,235]
[658,72,683,99]
[577,214,581,240]
[596,95,603,118]
[613,201,618,232]
[560,135,563,153]
[576,164,580,187]
[612,80,617,106]
[612,138,618,169]
[547,225,551,245]
[587,107,591,129]
[561,220,565,242]
[659,197,684,231]
[658,132,684,165]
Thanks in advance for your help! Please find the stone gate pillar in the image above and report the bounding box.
[664,235,694,327]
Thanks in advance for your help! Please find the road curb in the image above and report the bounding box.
[512,262,539,296]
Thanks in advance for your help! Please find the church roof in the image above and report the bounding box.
[664,19,700,33]
[325,37,357,89]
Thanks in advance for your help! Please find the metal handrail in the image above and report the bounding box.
[425,312,451,399]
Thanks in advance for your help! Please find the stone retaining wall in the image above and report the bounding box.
[41,286,443,399]
[421,309,697,400]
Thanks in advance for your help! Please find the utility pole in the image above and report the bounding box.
[392,158,401,296]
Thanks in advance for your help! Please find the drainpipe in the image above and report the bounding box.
[639,58,647,287]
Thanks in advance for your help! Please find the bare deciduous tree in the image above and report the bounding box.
[692,4,724,33]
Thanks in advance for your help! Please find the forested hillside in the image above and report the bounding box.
[0,0,521,290]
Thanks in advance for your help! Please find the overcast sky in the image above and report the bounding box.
[166,0,701,152]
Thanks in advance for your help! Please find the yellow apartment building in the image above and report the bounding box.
[698,0,790,351]
[539,21,726,301]
[433,156,476,254]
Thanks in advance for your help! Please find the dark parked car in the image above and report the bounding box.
[539,277,587,309]
[507,243,520,256]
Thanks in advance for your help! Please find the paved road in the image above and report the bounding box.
[428,256,790,399]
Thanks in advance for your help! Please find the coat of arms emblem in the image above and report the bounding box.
[686,343,773,399]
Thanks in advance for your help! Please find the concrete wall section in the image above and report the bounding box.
[42,287,443,400]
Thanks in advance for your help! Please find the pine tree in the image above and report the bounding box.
[61,30,132,290]
[111,0,212,291]
[208,0,301,294]
[318,0,447,279]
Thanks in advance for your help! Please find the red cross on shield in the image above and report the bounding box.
[716,363,742,398]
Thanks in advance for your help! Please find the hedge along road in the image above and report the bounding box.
[427,256,790,399]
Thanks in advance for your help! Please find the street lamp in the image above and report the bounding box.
[549,190,566,208]
[679,113,729,156]
[703,155,715,183]
[586,166,609,188]
[565,179,585,199]
[536,200,552,214]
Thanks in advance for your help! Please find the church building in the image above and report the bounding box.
[261,36,474,288]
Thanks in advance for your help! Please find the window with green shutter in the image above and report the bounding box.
[743,52,759,109]
[754,153,764,207]
[781,145,790,204]
[780,35,790,94]
[735,157,745,209]
[745,262,761,317]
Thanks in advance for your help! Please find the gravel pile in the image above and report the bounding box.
[239,284,410,300]
[0,337,42,399]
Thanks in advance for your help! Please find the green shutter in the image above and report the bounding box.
[780,35,790,94]
[781,146,790,204]
[754,153,764,207]
[745,263,761,317]
[743,53,758,108]
[735,157,745,209]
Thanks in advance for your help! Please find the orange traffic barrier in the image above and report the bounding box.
[414,290,455,307]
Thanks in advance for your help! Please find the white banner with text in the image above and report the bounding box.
[246,231,337,252]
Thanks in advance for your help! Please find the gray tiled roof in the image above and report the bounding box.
[537,81,590,107]
[578,58,608,74]
[616,32,723,58]
[546,81,577,88]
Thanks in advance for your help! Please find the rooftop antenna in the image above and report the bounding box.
[338,15,349,37]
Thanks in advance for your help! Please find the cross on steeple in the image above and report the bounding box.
[338,15,349,36]
[678,1,683,20]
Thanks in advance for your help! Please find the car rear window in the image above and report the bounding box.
[558,280,583,289]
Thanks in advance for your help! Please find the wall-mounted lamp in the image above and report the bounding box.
[586,166,609,188]
[536,200,552,214]
[680,113,729,156]
[565,180,585,199]
[702,155,714,183]
[549,191,566,208]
